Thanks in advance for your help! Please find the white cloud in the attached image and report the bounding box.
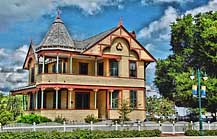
[0,45,28,94]
[138,6,178,41]
[57,0,123,15]
[141,0,191,5]
[138,0,217,42]
[0,0,123,29]
[0,48,8,57]
[185,0,217,16]
[138,1,217,86]
[144,43,155,52]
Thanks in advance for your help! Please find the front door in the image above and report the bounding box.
[75,92,90,109]
[97,91,107,119]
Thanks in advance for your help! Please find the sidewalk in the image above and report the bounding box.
[108,136,217,139]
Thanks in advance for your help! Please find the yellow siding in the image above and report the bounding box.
[61,90,67,109]
[46,92,53,109]
[137,61,144,79]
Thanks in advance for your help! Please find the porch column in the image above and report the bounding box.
[35,91,38,109]
[68,89,73,109]
[55,88,59,109]
[110,90,113,109]
[42,55,45,73]
[61,60,64,73]
[94,89,98,109]
[22,95,25,110]
[41,89,44,109]
[56,55,59,73]
[70,56,73,74]
[118,90,122,109]
[95,57,97,76]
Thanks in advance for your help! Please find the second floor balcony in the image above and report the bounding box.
[28,51,146,88]
[36,73,145,88]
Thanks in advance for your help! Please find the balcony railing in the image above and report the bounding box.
[36,74,145,88]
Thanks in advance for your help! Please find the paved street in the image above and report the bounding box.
[108,136,217,139]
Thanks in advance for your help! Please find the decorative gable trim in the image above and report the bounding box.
[23,43,37,69]
[82,25,156,62]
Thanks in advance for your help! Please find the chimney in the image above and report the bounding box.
[131,31,136,39]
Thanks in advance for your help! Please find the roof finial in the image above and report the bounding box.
[56,8,61,19]
[30,37,33,45]
[118,16,123,27]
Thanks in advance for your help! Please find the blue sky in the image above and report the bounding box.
[0,0,216,94]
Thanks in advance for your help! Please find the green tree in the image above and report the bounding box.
[118,99,133,123]
[146,96,175,120]
[6,95,22,120]
[0,93,8,109]
[0,110,13,126]
[155,12,217,120]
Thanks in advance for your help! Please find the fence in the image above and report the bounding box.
[1,121,217,134]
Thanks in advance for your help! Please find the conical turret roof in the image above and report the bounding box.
[40,15,75,48]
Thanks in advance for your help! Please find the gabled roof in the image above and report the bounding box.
[74,27,117,50]
[40,16,75,48]
[23,42,37,69]
[82,25,156,62]
[33,14,155,62]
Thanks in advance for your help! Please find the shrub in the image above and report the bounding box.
[203,130,217,136]
[84,114,98,123]
[0,130,161,139]
[17,114,51,124]
[185,130,217,136]
[0,110,13,126]
[54,115,66,124]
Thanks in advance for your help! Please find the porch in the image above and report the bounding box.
[17,88,145,121]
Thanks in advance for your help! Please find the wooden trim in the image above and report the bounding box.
[102,54,121,60]
[28,108,98,111]
[120,26,156,62]
[37,50,79,57]
[23,43,35,69]
[108,108,145,111]
[37,84,144,91]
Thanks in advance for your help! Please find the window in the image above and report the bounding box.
[75,93,90,109]
[111,90,119,109]
[63,63,66,73]
[130,90,137,108]
[97,62,104,76]
[31,67,35,83]
[129,61,137,78]
[38,64,42,74]
[29,93,34,110]
[52,64,56,73]
[45,64,48,73]
[37,91,41,109]
[58,63,62,73]
[79,63,88,75]
[109,60,118,76]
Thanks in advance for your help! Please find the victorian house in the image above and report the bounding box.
[11,13,156,121]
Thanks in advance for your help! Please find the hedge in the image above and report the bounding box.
[185,130,217,136]
[0,130,161,139]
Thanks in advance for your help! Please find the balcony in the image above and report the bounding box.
[36,74,145,88]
